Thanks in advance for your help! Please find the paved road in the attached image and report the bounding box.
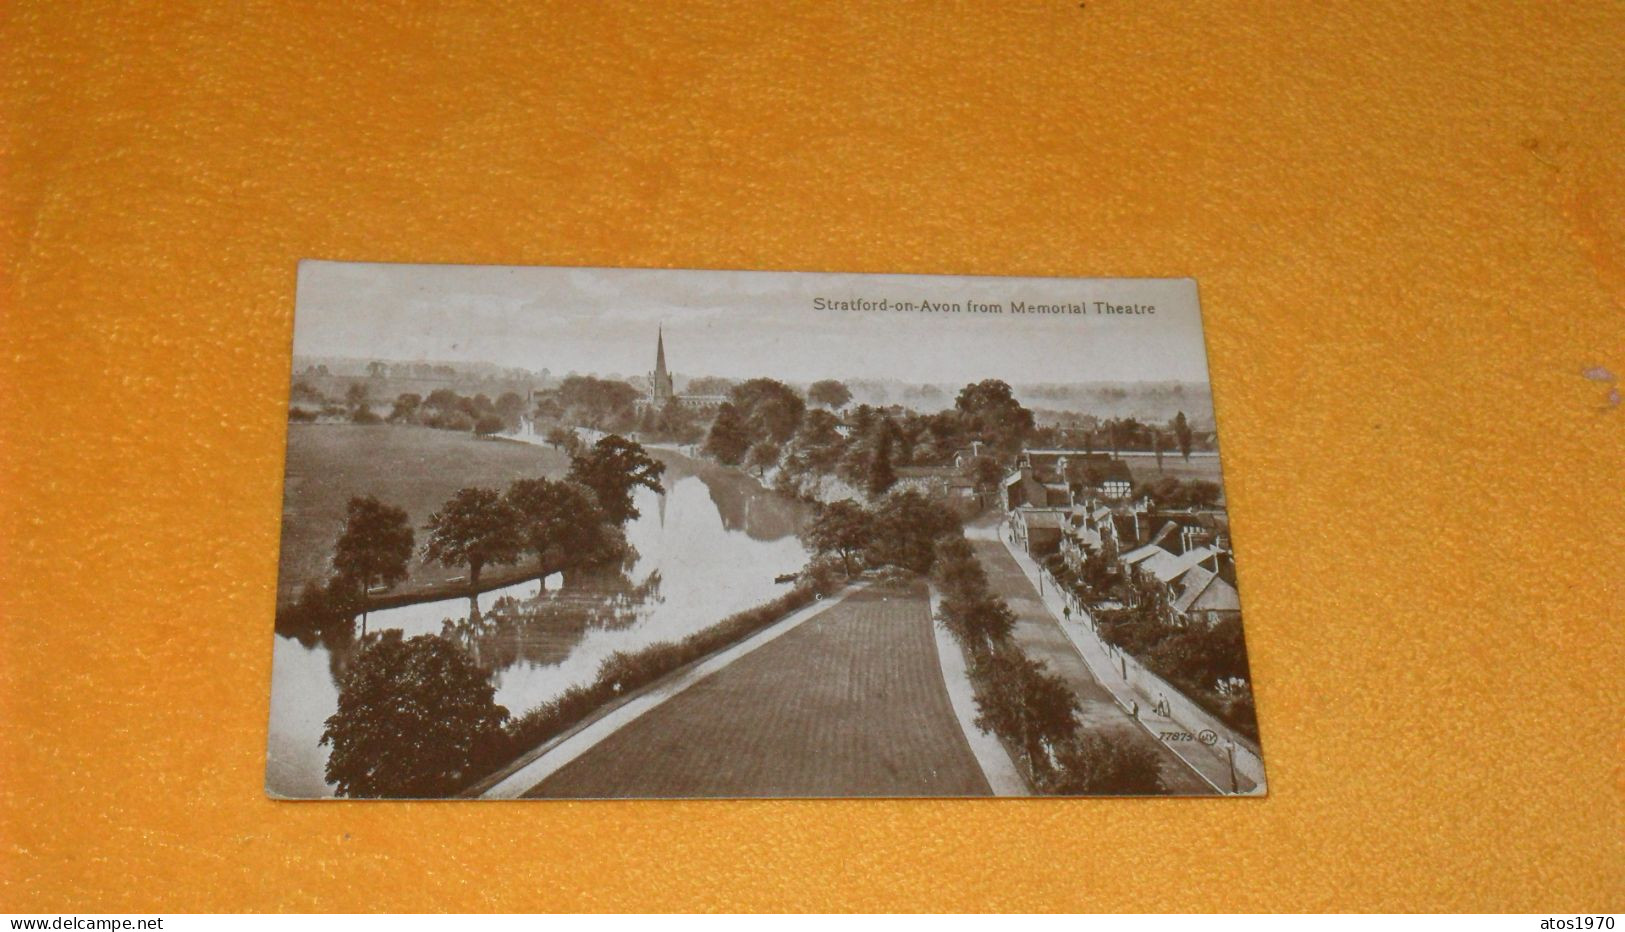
[992,532,1264,793]
[967,537,1215,795]
[526,584,992,798]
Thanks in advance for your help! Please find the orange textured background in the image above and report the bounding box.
[2,0,1621,913]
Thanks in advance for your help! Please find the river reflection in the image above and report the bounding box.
[265,450,811,798]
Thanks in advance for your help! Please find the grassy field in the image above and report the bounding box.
[528,584,992,798]
[1118,453,1225,487]
[276,423,570,604]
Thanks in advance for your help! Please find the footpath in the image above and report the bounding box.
[967,536,1214,795]
[925,587,1028,796]
[974,523,1266,795]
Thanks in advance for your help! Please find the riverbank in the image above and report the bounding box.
[267,431,818,798]
[473,580,875,798]
[276,423,572,605]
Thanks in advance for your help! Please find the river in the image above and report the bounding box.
[264,449,811,798]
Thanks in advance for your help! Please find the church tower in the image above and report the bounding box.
[651,326,675,404]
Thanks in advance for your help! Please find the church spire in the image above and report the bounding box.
[652,325,673,402]
[655,325,668,383]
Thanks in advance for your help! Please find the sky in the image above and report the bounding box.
[292,262,1214,385]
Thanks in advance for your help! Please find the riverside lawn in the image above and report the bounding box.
[277,423,571,604]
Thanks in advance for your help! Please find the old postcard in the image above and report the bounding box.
[268,263,1265,799]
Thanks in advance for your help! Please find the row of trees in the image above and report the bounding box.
[311,434,669,798]
[934,540,1166,794]
[702,378,1038,502]
[304,435,664,635]
[288,381,388,425]
[319,543,847,799]
[800,490,1166,794]
[800,490,963,578]
[388,388,527,436]
[290,381,534,436]
[1136,476,1223,509]
[1049,411,1203,459]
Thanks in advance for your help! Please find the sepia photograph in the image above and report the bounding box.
[267,264,1265,799]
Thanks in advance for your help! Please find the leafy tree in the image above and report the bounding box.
[532,394,565,421]
[970,647,1080,779]
[556,375,642,428]
[968,455,1006,497]
[331,496,415,631]
[422,487,522,591]
[931,537,984,587]
[954,379,1035,452]
[461,393,497,421]
[1152,429,1165,471]
[424,388,462,415]
[567,434,666,526]
[728,378,806,444]
[495,391,526,427]
[686,375,734,396]
[790,409,846,474]
[703,402,751,465]
[807,379,853,409]
[1138,476,1222,509]
[365,360,387,379]
[344,381,371,415]
[474,414,505,436]
[1173,411,1193,461]
[802,500,874,576]
[864,489,962,574]
[291,380,326,404]
[544,426,577,452]
[655,398,703,443]
[1185,479,1221,507]
[848,403,878,436]
[321,631,509,798]
[745,440,781,478]
[439,410,474,432]
[866,430,897,498]
[1052,733,1166,795]
[389,393,421,423]
[1080,545,1115,594]
[504,478,614,576]
[276,578,363,650]
[939,590,1016,650]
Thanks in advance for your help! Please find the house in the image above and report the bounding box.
[1006,450,1136,506]
[1123,543,1217,585]
[1119,542,1233,620]
[1170,564,1242,627]
[1057,506,1104,569]
[1010,508,1068,558]
[1003,466,1070,510]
